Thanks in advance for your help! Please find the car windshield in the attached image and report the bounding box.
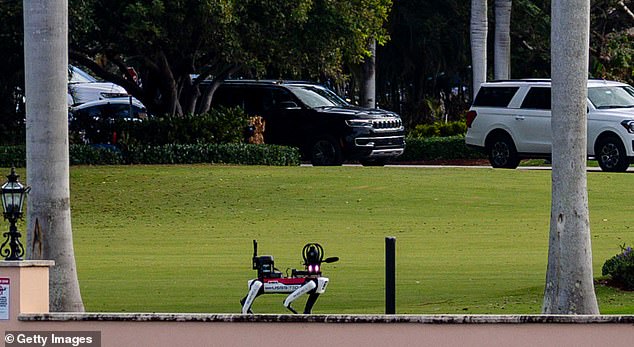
[588,85,634,109]
[69,65,97,83]
[286,85,348,108]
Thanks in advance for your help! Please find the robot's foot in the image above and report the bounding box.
[240,297,254,314]
[285,304,298,314]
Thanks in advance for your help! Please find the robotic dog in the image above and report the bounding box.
[240,240,338,314]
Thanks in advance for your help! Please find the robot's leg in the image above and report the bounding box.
[283,280,316,314]
[241,280,263,314]
[303,293,320,314]
[303,277,330,313]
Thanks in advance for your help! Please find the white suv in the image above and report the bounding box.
[465,79,634,172]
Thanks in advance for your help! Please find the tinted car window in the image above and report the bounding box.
[242,87,271,114]
[287,85,347,108]
[520,87,551,110]
[271,88,296,108]
[78,104,145,120]
[239,87,299,114]
[212,86,245,109]
[473,87,519,107]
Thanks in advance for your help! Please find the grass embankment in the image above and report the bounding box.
[13,165,634,314]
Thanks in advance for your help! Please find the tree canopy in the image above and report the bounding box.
[67,0,391,116]
[0,0,632,133]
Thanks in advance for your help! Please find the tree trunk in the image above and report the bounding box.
[494,0,512,80]
[156,50,180,116]
[24,0,84,312]
[360,40,376,109]
[196,65,240,114]
[470,0,488,99]
[543,0,599,315]
[180,74,200,116]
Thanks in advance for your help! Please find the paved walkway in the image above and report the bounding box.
[300,163,631,172]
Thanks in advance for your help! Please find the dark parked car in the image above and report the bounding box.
[210,80,405,165]
[69,98,148,144]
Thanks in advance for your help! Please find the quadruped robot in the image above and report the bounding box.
[240,240,339,314]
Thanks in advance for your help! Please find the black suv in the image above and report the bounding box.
[210,80,405,166]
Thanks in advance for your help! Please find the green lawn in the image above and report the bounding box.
[15,165,634,314]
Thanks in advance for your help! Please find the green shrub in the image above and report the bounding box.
[123,143,300,166]
[127,107,249,145]
[602,244,634,290]
[409,121,467,138]
[69,145,124,165]
[0,143,301,167]
[396,135,485,162]
[0,146,26,167]
[0,115,26,146]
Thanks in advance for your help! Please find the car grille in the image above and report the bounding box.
[372,118,402,131]
[356,136,405,148]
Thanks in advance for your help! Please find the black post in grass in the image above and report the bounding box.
[385,236,396,314]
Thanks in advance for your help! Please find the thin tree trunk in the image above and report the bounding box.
[196,65,240,114]
[494,0,512,80]
[470,0,488,99]
[156,50,180,116]
[360,40,376,109]
[543,0,599,315]
[24,0,84,312]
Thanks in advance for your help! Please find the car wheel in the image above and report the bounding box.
[595,136,630,172]
[310,137,343,166]
[360,159,387,166]
[487,134,520,169]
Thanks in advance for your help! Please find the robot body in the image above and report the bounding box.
[240,241,337,314]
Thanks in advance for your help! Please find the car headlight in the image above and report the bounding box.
[346,119,373,127]
[621,120,634,134]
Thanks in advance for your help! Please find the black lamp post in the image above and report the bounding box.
[1,168,30,261]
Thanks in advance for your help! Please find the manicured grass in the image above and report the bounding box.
[14,165,634,314]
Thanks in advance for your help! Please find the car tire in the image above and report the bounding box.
[360,159,387,166]
[595,136,630,172]
[486,134,520,169]
[310,137,343,166]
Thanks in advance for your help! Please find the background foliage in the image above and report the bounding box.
[0,0,632,142]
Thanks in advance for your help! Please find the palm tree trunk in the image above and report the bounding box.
[494,0,512,80]
[543,0,599,314]
[360,40,376,109]
[470,0,488,98]
[24,0,85,312]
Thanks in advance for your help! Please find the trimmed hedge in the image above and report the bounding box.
[396,135,486,162]
[408,121,467,138]
[122,143,300,165]
[71,145,124,165]
[0,143,301,167]
[121,107,250,145]
[3,136,482,166]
